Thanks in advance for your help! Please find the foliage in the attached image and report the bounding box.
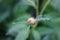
[0,0,60,40]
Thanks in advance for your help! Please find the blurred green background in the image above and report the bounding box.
[0,0,60,40]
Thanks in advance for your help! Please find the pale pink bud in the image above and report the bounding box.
[27,17,36,24]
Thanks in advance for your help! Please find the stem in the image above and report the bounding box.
[29,28,33,40]
[29,22,38,40]
[29,0,39,40]
[40,0,51,15]
[36,0,39,16]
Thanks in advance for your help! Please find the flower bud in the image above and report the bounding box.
[27,17,36,24]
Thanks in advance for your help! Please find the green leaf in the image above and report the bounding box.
[32,30,41,40]
[6,12,31,36]
[14,5,29,14]
[20,0,36,8]
[36,27,53,36]
[54,29,60,40]
[56,31,60,40]
[45,10,60,18]
[43,34,51,40]
[7,12,31,27]
[15,13,31,21]
[50,0,60,11]
[36,15,51,21]
[42,34,54,40]
[42,18,60,28]
[15,27,30,40]
[6,21,28,36]
[13,0,31,18]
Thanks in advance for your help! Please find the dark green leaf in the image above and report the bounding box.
[15,27,30,40]
[36,27,54,36]
[32,30,41,40]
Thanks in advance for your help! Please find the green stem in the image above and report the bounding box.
[36,0,39,16]
[29,22,38,40]
[29,0,39,40]
[40,0,51,15]
[29,28,33,40]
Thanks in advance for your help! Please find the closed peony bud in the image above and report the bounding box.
[27,17,36,24]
